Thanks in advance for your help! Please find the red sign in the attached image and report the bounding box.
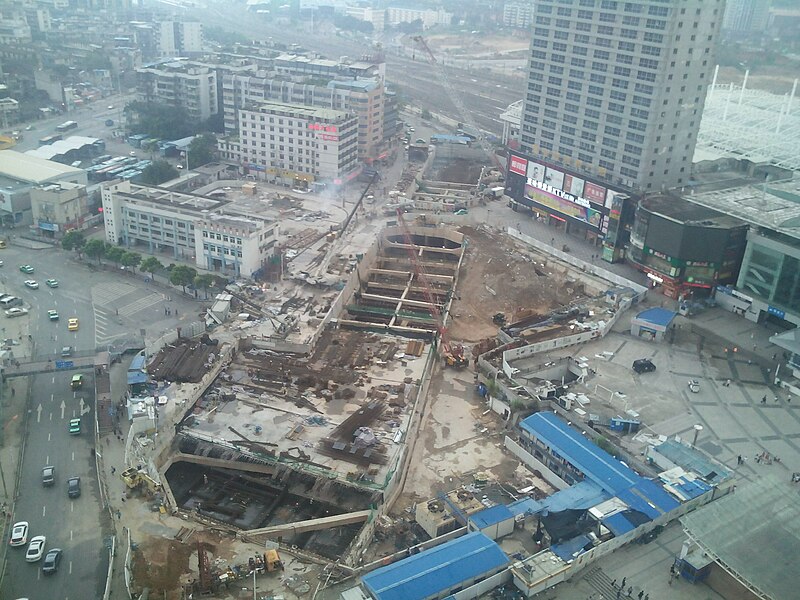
[308,124,338,133]
[320,134,339,142]
[509,155,527,176]
[583,182,607,203]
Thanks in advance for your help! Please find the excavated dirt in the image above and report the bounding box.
[448,225,586,342]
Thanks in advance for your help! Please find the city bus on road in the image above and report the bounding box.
[38,134,62,146]
[55,121,78,132]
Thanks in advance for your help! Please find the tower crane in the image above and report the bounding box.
[412,35,504,173]
[395,207,468,369]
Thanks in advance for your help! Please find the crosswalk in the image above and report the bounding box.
[92,282,166,345]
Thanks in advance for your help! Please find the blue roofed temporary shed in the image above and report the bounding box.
[520,412,641,495]
[630,307,676,341]
[468,504,515,540]
[361,531,510,600]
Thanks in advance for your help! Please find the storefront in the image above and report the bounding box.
[504,153,634,261]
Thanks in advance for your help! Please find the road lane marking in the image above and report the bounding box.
[49,413,52,421]
[37,404,42,423]
[52,376,55,384]
[48,432,51,441]
[60,400,66,419]
[69,561,72,574]
[71,503,74,513]
[51,393,54,402]
[70,529,73,539]
[46,455,49,464]
[42,505,46,517]
[71,451,74,461]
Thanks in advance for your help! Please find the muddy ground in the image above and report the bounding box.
[448,225,587,342]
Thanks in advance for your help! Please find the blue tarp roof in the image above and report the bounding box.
[361,532,509,600]
[470,504,514,529]
[615,479,680,519]
[634,307,676,327]
[652,439,732,485]
[128,352,146,372]
[602,512,638,536]
[520,412,640,495]
[127,371,148,385]
[508,480,611,518]
[550,534,591,562]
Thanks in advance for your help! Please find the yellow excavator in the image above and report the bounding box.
[121,466,163,496]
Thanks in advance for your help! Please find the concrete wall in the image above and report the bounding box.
[504,436,569,490]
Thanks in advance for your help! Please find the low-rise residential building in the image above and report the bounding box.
[0,150,86,226]
[385,6,452,29]
[136,60,218,122]
[503,1,535,29]
[30,181,90,237]
[237,101,359,185]
[101,180,277,278]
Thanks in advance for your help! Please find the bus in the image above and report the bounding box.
[38,134,62,146]
[55,121,78,133]
[92,154,113,166]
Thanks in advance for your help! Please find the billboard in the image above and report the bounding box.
[525,183,602,228]
[509,155,527,176]
[544,167,565,190]
[563,174,585,197]
[583,181,607,204]
[527,161,545,181]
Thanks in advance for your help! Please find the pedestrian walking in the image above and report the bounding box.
[621,577,626,589]
[121,496,126,503]
[611,578,617,588]
[627,587,633,596]
[644,594,649,600]
[616,590,621,599]
[175,309,178,316]
[111,467,116,475]
[638,590,644,600]
[116,510,121,519]
[737,455,743,465]
[762,395,767,404]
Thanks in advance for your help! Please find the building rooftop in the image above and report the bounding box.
[651,439,731,485]
[245,100,349,121]
[469,504,514,529]
[0,150,84,184]
[109,182,227,214]
[641,193,746,229]
[327,78,379,92]
[634,307,676,328]
[25,136,102,160]
[683,177,800,239]
[681,476,800,600]
[361,531,509,600]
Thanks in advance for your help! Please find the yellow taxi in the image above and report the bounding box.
[67,318,79,331]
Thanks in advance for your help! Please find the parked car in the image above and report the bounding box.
[632,358,656,374]
[67,476,81,498]
[688,380,700,393]
[42,465,55,486]
[42,548,63,574]
[9,521,28,547]
[25,536,46,562]
[5,307,28,318]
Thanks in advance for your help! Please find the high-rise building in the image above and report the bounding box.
[519,0,724,192]
[722,0,770,33]
[136,61,218,121]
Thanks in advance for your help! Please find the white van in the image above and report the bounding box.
[0,296,21,307]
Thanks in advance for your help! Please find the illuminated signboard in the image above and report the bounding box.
[525,183,602,228]
[527,177,591,208]
[320,134,339,141]
[544,166,565,190]
[509,155,527,176]
[308,124,339,132]
[527,161,545,180]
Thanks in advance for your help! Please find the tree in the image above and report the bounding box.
[169,265,197,293]
[84,239,107,264]
[105,246,125,266]
[61,231,86,257]
[121,252,142,274]
[125,101,197,140]
[140,256,164,281]
[187,133,216,169]
[193,274,216,299]
[139,160,179,185]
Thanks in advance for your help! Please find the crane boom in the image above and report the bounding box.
[412,35,504,172]
[395,208,465,365]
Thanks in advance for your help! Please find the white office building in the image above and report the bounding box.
[136,61,217,121]
[101,181,278,278]
[238,101,359,183]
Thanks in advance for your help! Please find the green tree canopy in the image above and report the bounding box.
[193,273,216,299]
[121,252,142,273]
[187,133,217,169]
[125,101,197,140]
[139,160,179,185]
[169,265,197,292]
[61,230,86,253]
[140,256,164,280]
[105,246,125,265]
[84,239,107,264]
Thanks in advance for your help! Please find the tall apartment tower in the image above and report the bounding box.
[520,0,724,192]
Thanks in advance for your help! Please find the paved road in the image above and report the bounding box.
[0,246,199,599]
